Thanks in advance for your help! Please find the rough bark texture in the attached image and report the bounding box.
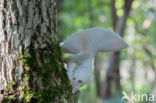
[0,0,78,103]
[101,0,134,100]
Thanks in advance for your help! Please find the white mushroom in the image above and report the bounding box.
[60,26,130,93]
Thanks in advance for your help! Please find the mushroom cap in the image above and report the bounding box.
[60,26,130,54]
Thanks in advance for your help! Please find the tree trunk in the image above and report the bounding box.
[94,54,101,97]
[101,0,133,100]
[0,0,79,103]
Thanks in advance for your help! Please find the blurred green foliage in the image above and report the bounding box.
[57,0,156,102]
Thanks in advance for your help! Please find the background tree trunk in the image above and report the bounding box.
[0,0,79,103]
[94,54,101,97]
[101,0,134,100]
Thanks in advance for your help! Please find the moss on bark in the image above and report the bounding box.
[1,43,76,103]
[0,0,79,102]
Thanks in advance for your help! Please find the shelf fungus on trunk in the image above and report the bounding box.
[60,26,130,93]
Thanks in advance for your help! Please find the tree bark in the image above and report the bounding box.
[0,0,79,103]
[101,0,133,100]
